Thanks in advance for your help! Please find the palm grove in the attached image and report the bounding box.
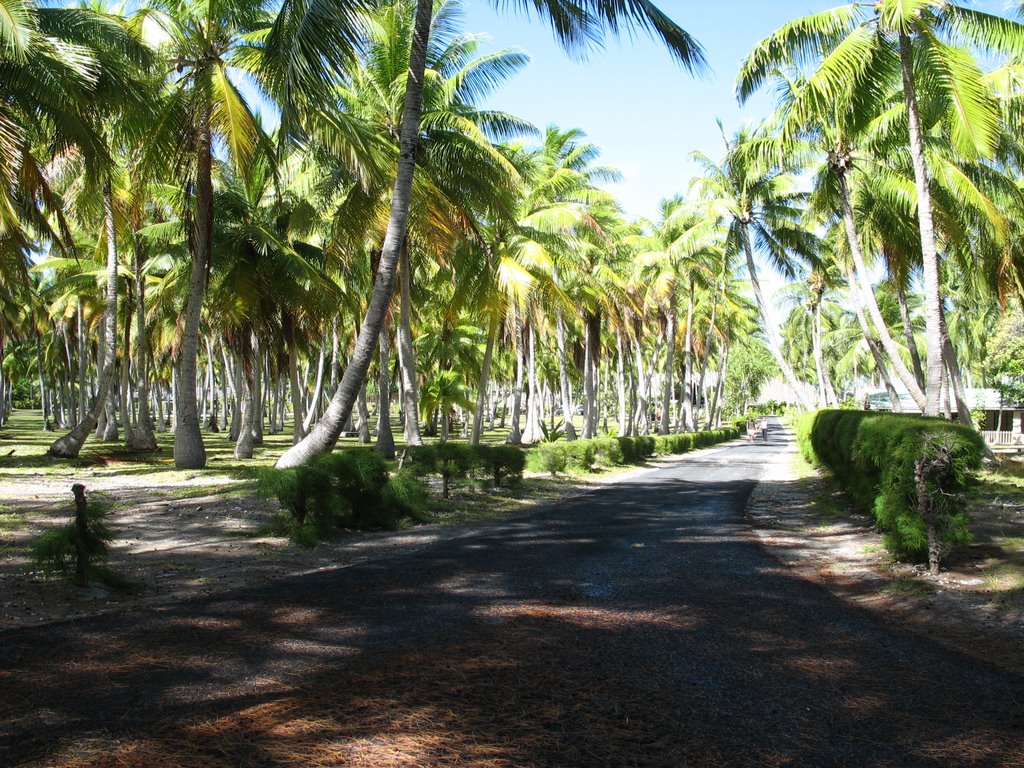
[2,0,1024,472]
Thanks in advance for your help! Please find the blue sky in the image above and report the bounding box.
[459,0,1012,221]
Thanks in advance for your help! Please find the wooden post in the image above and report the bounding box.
[72,483,88,586]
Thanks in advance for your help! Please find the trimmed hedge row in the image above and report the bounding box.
[526,428,739,476]
[797,409,983,567]
[403,443,526,497]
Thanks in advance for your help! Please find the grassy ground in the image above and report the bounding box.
[0,408,598,482]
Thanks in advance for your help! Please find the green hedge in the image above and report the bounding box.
[258,449,420,543]
[798,410,983,565]
[525,428,738,475]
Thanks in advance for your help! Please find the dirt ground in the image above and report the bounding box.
[1,425,1022,680]
[745,452,1024,676]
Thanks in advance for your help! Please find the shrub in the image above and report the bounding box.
[259,449,416,542]
[468,444,525,487]
[801,409,983,569]
[563,440,598,472]
[593,438,623,467]
[31,485,134,590]
[533,443,568,476]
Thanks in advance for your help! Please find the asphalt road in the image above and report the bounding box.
[2,421,1022,767]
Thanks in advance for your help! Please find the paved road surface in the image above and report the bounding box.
[2,420,1022,766]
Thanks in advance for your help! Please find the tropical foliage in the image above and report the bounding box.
[3,0,1024,474]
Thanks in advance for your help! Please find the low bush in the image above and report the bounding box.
[563,440,598,472]
[800,409,984,571]
[31,484,135,590]
[469,444,526,487]
[259,449,418,543]
[531,443,568,476]
[592,437,623,467]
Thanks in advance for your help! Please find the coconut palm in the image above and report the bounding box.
[736,0,1024,415]
[275,0,707,468]
[691,126,818,410]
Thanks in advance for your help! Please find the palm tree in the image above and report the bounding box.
[691,126,818,410]
[47,3,154,458]
[275,0,707,468]
[737,0,1024,416]
[141,0,273,468]
[631,197,720,432]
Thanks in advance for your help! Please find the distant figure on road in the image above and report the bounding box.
[747,418,755,444]
[759,417,768,443]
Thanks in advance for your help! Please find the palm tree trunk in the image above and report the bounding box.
[681,282,694,431]
[174,104,212,469]
[696,285,719,428]
[375,322,396,458]
[303,344,326,433]
[845,265,902,411]
[275,0,432,468]
[661,300,676,435]
[896,283,926,391]
[49,178,120,458]
[507,318,524,444]
[127,233,157,451]
[615,329,627,436]
[708,342,728,430]
[836,170,926,409]
[357,381,371,443]
[554,311,577,441]
[521,319,542,444]
[471,311,498,445]
[582,312,599,439]
[395,242,423,446]
[740,223,812,409]
[119,310,134,445]
[812,298,828,408]
[899,30,944,416]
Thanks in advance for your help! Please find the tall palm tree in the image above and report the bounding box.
[737,0,1024,415]
[631,197,720,432]
[275,0,707,468]
[691,126,818,410]
[141,0,274,468]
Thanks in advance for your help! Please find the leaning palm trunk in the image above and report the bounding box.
[707,342,728,430]
[471,312,498,445]
[49,179,120,458]
[174,105,213,469]
[275,0,432,468]
[836,170,926,410]
[899,31,944,416]
[740,224,811,409]
[302,345,326,434]
[897,283,926,391]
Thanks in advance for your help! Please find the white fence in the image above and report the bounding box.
[982,430,1024,446]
